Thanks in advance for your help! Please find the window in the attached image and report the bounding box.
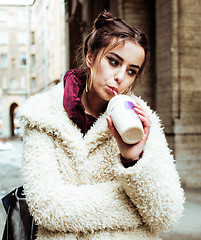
[31,77,36,89]
[19,54,27,68]
[2,76,7,89]
[30,10,35,23]
[11,57,15,68]
[31,31,35,44]
[0,10,7,22]
[18,32,27,45]
[0,53,8,68]
[10,78,18,89]
[20,75,26,89]
[31,54,35,67]
[18,9,26,23]
[0,31,8,44]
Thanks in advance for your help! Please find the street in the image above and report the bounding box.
[0,137,201,239]
[0,137,23,238]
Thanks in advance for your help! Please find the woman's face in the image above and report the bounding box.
[86,39,145,102]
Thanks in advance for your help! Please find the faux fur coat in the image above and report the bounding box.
[19,82,185,240]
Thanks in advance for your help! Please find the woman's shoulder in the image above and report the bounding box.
[19,82,64,126]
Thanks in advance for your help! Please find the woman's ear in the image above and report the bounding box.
[86,52,93,68]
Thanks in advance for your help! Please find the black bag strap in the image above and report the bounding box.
[2,186,25,214]
[2,188,16,214]
[1,186,37,240]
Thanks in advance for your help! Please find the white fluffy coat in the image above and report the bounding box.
[19,82,185,240]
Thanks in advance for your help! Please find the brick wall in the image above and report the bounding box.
[156,0,201,187]
[122,0,156,109]
[174,0,201,187]
[155,0,173,134]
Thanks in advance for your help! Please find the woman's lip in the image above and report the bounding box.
[108,86,118,95]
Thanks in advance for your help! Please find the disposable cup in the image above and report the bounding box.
[107,95,144,144]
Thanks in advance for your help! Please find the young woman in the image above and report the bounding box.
[19,11,184,240]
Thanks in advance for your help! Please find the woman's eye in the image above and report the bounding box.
[127,69,137,76]
[107,57,119,67]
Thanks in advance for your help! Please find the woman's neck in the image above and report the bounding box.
[81,89,107,118]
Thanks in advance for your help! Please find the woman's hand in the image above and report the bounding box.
[106,102,151,161]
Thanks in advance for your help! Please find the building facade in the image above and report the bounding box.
[0,6,28,137]
[0,0,66,138]
[30,0,66,94]
[65,0,201,188]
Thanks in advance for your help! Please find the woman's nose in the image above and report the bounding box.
[114,69,125,83]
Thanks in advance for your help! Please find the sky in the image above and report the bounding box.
[0,0,35,5]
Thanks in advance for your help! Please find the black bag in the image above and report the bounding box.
[2,186,37,240]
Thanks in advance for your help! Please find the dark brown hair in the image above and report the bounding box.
[79,10,149,90]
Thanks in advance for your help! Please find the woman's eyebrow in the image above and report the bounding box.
[108,52,140,69]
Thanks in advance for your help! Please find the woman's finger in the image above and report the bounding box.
[134,108,150,122]
[138,114,150,128]
[134,103,150,120]
[138,115,150,141]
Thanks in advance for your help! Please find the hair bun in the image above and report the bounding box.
[93,10,114,30]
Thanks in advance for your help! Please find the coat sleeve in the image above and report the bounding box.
[22,127,142,233]
[113,108,185,233]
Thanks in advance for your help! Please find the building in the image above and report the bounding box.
[0,0,66,138]
[30,0,66,94]
[65,0,201,188]
[0,6,28,137]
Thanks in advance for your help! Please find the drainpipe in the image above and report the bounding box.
[26,5,31,97]
[43,0,48,90]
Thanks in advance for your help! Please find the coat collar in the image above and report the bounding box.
[19,83,112,154]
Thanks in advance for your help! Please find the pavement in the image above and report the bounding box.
[0,137,201,240]
[0,136,23,238]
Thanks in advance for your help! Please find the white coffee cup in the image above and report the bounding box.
[107,95,144,144]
